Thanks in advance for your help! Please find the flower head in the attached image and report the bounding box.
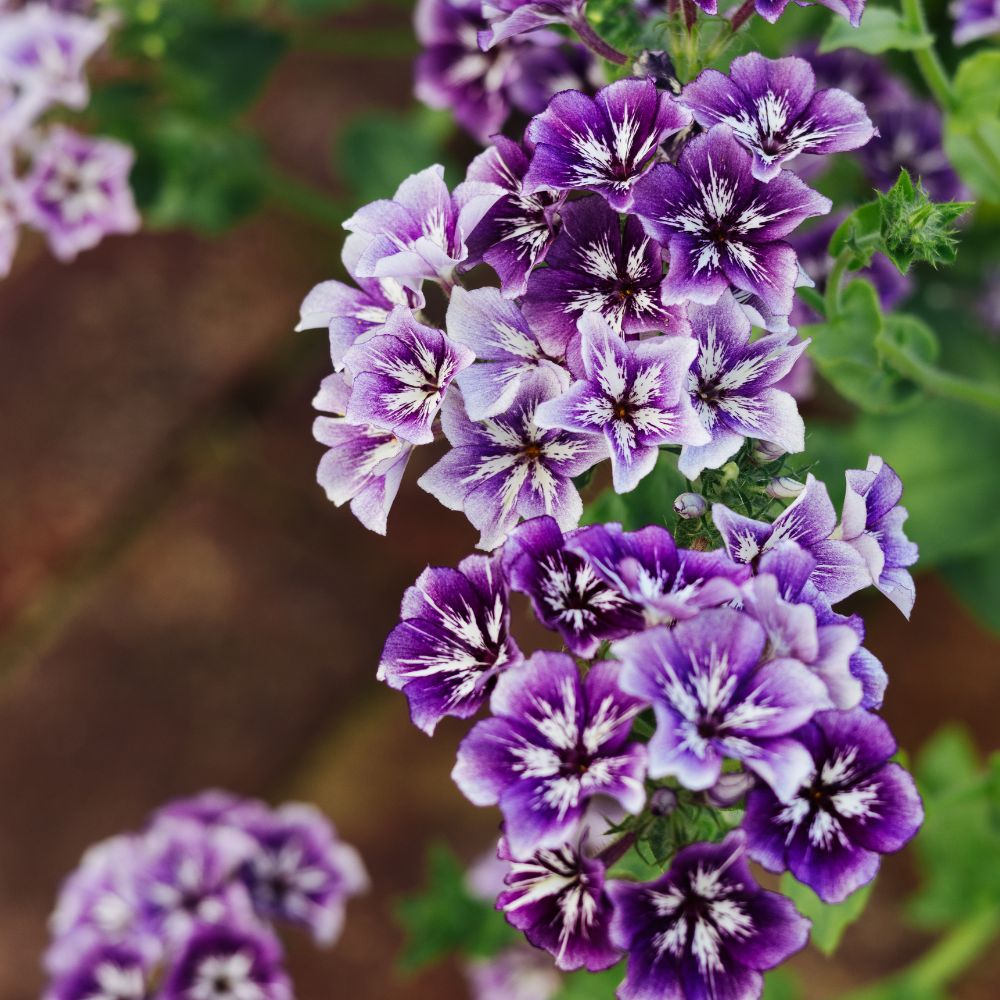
[608,831,810,1000]
[680,53,876,182]
[524,78,692,212]
[379,552,523,733]
[479,0,584,49]
[452,652,647,857]
[465,945,562,1000]
[44,942,153,1000]
[633,124,830,316]
[535,312,706,492]
[744,708,923,902]
[754,0,866,25]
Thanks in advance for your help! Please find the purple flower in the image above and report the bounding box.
[754,0,865,26]
[712,474,871,605]
[633,125,831,317]
[446,286,569,421]
[379,553,523,733]
[463,136,563,298]
[522,196,690,358]
[496,836,620,971]
[415,0,592,144]
[136,819,257,944]
[680,53,876,182]
[608,832,810,1000]
[744,708,923,903]
[452,652,647,858]
[678,292,807,479]
[465,946,562,1000]
[567,522,750,627]
[161,924,292,1000]
[614,607,829,800]
[343,164,502,290]
[534,313,706,492]
[952,0,1000,44]
[805,47,911,113]
[19,127,139,262]
[524,78,692,212]
[342,309,473,445]
[418,382,605,550]
[840,455,918,618]
[296,233,424,369]
[240,803,367,946]
[479,0,583,48]
[45,942,153,1000]
[312,374,412,536]
[151,791,268,832]
[502,515,640,656]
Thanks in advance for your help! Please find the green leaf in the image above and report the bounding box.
[396,844,517,971]
[830,201,881,270]
[876,312,940,367]
[779,874,874,956]
[761,968,802,1000]
[336,109,456,207]
[554,964,625,1000]
[875,170,972,274]
[818,6,932,54]
[945,51,1000,203]
[581,451,687,531]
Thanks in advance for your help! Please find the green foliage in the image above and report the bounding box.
[396,844,517,971]
[943,51,1000,204]
[554,964,625,1000]
[818,6,932,54]
[761,968,803,1000]
[940,545,1000,633]
[581,451,687,532]
[830,202,882,270]
[779,875,874,957]
[875,171,972,274]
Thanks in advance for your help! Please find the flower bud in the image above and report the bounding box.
[705,772,754,809]
[632,50,681,94]
[649,788,678,817]
[752,440,785,464]
[766,476,805,500]
[720,462,740,483]
[673,492,707,519]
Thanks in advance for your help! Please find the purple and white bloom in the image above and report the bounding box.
[313,374,412,535]
[535,313,706,492]
[952,0,1000,44]
[452,652,647,858]
[161,924,292,1000]
[503,515,640,656]
[342,310,473,445]
[496,836,620,971]
[151,791,268,832]
[415,0,593,144]
[680,53,876,182]
[295,233,424,369]
[609,831,810,1000]
[754,0,865,26]
[446,286,568,421]
[678,292,807,479]
[343,164,502,290]
[744,708,923,903]
[567,522,750,627]
[465,946,562,1000]
[241,803,367,946]
[379,553,523,733]
[136,820,257,944]
[419,382,605,550]
[522,196,690,358]
[19,126,139,262]
[524,78,692,212]
[45,942,152,1000]
[479,0,583,48]
[632,125,831,317]
[463,136,563,298]
[839,455,918,618]
[614,607,828,801]
[712,474,871,605]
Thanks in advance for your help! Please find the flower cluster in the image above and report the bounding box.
[299,60,885,542]
[43,791,367,1000]
[0,2,139,275]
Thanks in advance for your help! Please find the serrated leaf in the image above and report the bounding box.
[779,874,874,956]
[818,6,932,54]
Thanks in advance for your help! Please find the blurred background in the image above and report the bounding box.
[0,1,998,998]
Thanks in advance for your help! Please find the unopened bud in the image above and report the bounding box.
[649,788,679,817]
[632,50,681,94]
[673,492,707,519]
[766,476,805,500]
[720,462,740,484]
[705,772,754,808]
[751,440,786,464]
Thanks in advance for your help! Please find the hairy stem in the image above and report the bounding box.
[824,248,853,319]
[571,16,628,64]
[729,0,756,31]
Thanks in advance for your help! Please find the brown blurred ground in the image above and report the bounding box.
[0,8,999,1000]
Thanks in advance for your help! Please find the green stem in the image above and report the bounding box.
[263,166,346,231]
[901,0,958,112]
[825,248,852,318]
[879,335,1000,415]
